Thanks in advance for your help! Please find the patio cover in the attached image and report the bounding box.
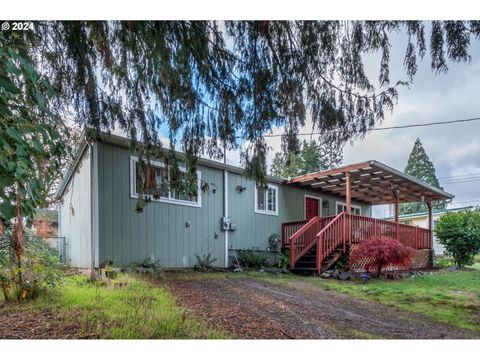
[286,160,453,205]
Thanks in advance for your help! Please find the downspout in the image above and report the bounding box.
[89,140,99,275]
[89,141,95,275]
[223,169,229,268]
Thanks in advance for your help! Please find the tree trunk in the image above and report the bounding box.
[11,188,24,287]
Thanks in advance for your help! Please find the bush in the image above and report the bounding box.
[194,253,217,271]
[433,256,454,269]
[434,209,480,268]
[237,249,269,269]
[349,236,415,277]
[268,233,281,252]
[0,230,63,301]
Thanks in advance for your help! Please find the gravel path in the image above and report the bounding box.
[161,274,480,339]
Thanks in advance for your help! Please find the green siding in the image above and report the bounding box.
[96,141,371,268]
[97,142,225,267]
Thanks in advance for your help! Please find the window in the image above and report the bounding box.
[255,184,278,216]
[130,156,201,207]
[336,201,361,215]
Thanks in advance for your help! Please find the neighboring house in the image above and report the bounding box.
[0,212,5,237]
[384,206,473,255]
[56,129,453,272]
[32,209,59,238]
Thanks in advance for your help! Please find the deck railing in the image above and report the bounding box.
[284,212,432,272]
[282,220,308,248]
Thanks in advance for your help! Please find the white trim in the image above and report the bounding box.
[304,194,322,219]
[130,155,202,208]
[254,183,279,216]
[224,170,229,268]
[335,201,361,215]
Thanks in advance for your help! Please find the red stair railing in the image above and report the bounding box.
[289,216,322,269]
[315,212,348,273]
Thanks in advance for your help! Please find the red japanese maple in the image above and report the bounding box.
[349,236,416,277]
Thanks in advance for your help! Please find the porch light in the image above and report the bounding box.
[236,185,246,193]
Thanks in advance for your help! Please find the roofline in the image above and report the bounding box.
[383,206,474,220]
[371,160,454,199]
[55,129,285,199]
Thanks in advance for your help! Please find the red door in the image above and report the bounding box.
[305,197,319,220]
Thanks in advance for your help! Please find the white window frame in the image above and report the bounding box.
[304,195,323,219]
[130,156,202,208]
[254,183,279,216]
[335,201,361,215]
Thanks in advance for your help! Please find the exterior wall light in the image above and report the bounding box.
[236,185,246,193]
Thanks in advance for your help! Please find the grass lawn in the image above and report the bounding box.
[1,274,225,339]
[259,268,480,332]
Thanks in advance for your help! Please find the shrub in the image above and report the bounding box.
[434,209,480,268]
[274,250,290,269]
[237,249,269,269]
[194,253,217,271]
[349,236,415,277]
[434,256,454,269]
[0,230,62,301]
[268,233,281,252]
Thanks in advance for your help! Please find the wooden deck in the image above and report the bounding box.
[282,212,432,273]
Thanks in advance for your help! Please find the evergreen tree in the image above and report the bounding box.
[400,138,447,214]
[270,139,343,177]
[2,21,479,211]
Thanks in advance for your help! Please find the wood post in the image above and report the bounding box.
[427,201,433,250]
[345,171,351,214]
[393,190,399,240]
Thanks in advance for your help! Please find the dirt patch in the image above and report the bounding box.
[0,306,97,339]
[157,274,480,339]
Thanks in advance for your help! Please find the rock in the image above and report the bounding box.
[320,272,331,278]
[339,271,352,281]
[326,269,335,274]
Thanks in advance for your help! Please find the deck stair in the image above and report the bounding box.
[283,211,433,274]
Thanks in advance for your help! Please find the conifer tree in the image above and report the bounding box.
[400,138,447,214]
[270,139,343,177]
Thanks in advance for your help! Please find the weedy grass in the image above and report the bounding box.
[3,274,226,339]
[259,269,480,332]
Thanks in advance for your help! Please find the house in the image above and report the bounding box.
[56,129,453,272]
[32,209,59,238]
[384,206,473,255]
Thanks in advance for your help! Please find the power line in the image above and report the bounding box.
[441,178,480,185]
[438,172,480,180]
[258,116,480,138]
[449,199,480,205]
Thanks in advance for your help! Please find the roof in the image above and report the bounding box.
[55,128,285,199]
[383,206,474,220]
[287,160,454,205]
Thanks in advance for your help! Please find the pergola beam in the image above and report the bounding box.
[286,160,453,206]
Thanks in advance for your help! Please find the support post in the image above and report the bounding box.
[345,171,351,214]
[427,201,433,250]
[393,190,399,241]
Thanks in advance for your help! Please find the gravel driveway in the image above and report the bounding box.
[160,273,480,339]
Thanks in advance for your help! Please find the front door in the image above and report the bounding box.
[305,197,320,220]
